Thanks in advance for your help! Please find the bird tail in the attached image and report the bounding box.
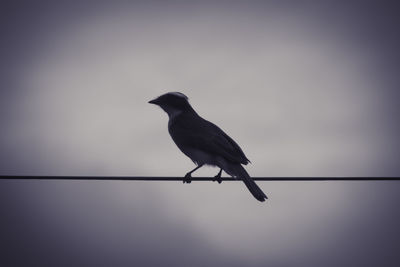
[229,164,267,202]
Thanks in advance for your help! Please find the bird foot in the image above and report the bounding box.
[183,173,192,184]
[213,174,222,184]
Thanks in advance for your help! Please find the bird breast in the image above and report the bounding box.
[181,147,217,166]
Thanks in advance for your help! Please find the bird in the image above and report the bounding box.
[148,92,267,202]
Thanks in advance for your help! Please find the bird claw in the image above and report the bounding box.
[213,174,222,184]
[183,173,192,184]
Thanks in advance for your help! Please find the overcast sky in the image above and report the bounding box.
[1,1,400,266]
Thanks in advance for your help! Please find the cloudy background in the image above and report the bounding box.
[1,1,399,266]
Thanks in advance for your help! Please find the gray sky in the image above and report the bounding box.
[1,1,400,266]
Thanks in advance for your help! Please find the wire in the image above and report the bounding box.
[0,176,399,181]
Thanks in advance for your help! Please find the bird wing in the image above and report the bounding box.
[170,114,250,165]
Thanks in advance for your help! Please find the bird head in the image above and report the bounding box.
[148,92,194,117]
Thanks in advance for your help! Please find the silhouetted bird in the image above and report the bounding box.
[149,92,267,202]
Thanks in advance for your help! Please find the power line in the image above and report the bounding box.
[0,176,399,181]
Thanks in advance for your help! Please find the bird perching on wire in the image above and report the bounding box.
[149,92,267,202]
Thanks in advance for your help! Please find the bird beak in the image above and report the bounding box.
[148,98,159,105]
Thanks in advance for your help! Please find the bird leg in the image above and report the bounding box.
[183,164,204,184]
[213,168,223,184]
